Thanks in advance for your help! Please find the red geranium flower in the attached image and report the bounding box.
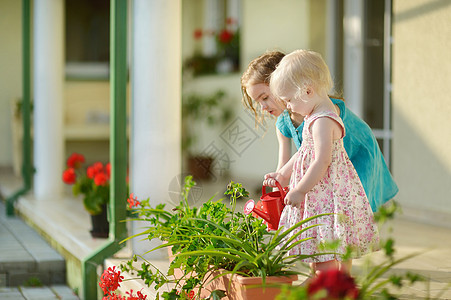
[188,290,195,299]
[66,152,85,169]
[218,29,233,44]
[99,266,124,296]
[103,294,125,300]
[62,168,76,184]
[106,163,111,179]
[126,289,147,300]
[308,268,359,299]
[193,28,203,40]
[226,17,236,25]
[94,172,109,186]
[127,193,140,208]
[88,162,104,179]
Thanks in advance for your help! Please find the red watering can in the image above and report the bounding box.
[243,181,287,230]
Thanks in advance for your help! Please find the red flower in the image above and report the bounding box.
[66,152,85,169]
[126,289,147,300]
[308,268,359,299]
[226,17,236,25]
[62,168,76,184]
[94,172,109,186]
[218,29,233,44]
[127,193,140,208]
[88,162,104,179]
[99,266,124,297]
[103,294,125,300]
[188,290,195,299]
[193,28,203,40]
[106,163,111,179]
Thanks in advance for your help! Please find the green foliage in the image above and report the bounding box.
[205,290,227,300]
[22,276,43,287]
[122,176,329,299]
[73,177,109,215]
[124,181,448,300]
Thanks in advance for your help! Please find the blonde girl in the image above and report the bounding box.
[263,49,380,276]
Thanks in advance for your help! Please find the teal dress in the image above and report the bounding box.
[276,98,398,212]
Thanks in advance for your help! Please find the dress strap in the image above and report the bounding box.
[306,111,345,138]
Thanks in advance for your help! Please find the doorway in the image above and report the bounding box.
[342,0,393,167]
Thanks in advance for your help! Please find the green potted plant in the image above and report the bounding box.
[100,187,450,300]
[182,91,233,180]
[62,152,113,238]
[117,176,332,299]
[183,26,240,76]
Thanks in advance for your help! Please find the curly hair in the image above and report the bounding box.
[241,50,285,126]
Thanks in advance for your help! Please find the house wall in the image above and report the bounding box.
[241,0,309,66]
[392,0,451,223]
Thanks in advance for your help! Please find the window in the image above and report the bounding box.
[363,0,393,166]
[183,0,241,76]
[65,0,110,79]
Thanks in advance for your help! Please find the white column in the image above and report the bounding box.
[343,0,364,117]
[226,0,240,32]
[203,0,222,57]
[131,0,181,258]
[33,0,64,199]
[325,0,337,85]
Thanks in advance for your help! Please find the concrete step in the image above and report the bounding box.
[0,200,66,287]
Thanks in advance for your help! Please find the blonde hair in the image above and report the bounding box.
[241,50,285,126]
[270,49,333,101]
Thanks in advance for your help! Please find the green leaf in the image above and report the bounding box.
[384,238,395,257]
[205,290,227,300]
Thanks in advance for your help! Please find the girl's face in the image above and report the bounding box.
[281,88,314,116]
[246,83,285,117]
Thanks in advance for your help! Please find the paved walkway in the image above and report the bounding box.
[0,200,79,299]
[352,216,451,299]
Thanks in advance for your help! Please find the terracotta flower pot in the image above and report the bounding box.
[168,248,298,299]
[200,271,298,300]
[187,155,214,181]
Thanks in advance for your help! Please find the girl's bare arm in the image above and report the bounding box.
[285,117,341,206]
[276,128,292,172]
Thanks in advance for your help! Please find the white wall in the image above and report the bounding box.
[392,0,451,224]
[0,0,22,167]
[242,0,310,67]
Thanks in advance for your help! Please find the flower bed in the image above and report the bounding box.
[99,177,440,299]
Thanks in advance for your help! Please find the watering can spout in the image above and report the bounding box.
[243,181,288,231]
[245,201,271,223]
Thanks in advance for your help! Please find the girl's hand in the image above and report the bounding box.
[263,172,279,187]
[284,189,305,208]
[263,172,290,187]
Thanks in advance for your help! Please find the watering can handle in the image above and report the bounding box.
[262,180,286,200]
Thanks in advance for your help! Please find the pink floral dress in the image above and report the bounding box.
[278,111,379,262]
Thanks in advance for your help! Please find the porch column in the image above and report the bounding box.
[33,0,64,199]
[131,0,181,258]
[203,0,221,56]
[343,0,364,118]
